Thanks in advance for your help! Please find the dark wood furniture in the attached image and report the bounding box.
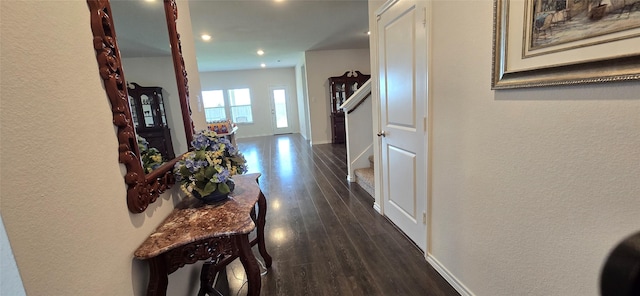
[128,82,175,160]
[88,0,194,213]
[328,71,370,144]
[134,173,272,296]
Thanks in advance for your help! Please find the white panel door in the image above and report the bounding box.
[378,0,428,252]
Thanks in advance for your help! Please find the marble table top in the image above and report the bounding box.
[134,173,262,260]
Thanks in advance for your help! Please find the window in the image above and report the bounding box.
[201,88,254,124]
[202,90,226,122]
[228,88,253,123]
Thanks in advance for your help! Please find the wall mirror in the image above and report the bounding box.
[109,1,187,169]
[87,0,194,213]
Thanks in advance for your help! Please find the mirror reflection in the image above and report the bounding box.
[110,0,188,172]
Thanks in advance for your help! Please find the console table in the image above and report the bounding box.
[134,173,272,296]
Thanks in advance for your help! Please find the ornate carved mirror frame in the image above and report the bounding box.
[87,0,194,213]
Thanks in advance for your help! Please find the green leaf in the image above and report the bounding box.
[201,181,218,196]
[195,180,208,190]
[179,166,190,177]
[194,171,206,182]
[193,186,205,196]
[195,150,206,160]
[217,182,231,194]
[204,166,216,179]
[229,156,246,165]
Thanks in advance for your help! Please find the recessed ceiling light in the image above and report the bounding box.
[257,50,265,56]
[367,31,371,35]
[261,63,266,68]
[201,34,212,41]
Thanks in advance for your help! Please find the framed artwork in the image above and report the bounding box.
[492,0,640,89]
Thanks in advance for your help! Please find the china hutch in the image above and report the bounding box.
[328,71,371,144]
[127,82,175,159]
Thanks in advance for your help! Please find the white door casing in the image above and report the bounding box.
[377,0,428,252]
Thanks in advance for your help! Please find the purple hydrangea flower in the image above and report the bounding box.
[237,164,248,174]
[226,144,237,155]
[192,133,211,150]
[184,159,196,172]
[196,160,208,168]
[215,169,230,182]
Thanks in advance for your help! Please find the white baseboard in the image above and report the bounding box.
[426,255,474,296]
[311,141,332,146]
[373,202,382,214]
[235,132,273,139]
[346,174,355,182]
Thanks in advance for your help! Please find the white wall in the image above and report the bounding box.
[199,67,300,138]
[345,97,374,181]
[423,1,640,296]
[175,0,207,133]
[369,0,385,212]
[304,49,371,144]
[295,62,311,141]
[0,1,203,295]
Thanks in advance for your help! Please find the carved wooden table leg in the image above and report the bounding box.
[146,256,168,296]
[198,255,226,296]
[257,192,273,267]
[237,234,261,296]
[197,261,216,296]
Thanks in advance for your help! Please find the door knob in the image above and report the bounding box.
[377,131,386,137]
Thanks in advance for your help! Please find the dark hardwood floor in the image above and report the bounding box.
[215,134,459,296]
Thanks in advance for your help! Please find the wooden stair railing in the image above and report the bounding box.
[347,92,372,115]
[339,79,372,114]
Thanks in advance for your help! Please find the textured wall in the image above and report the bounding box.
[0,1,199,295]
[428,0,640,295]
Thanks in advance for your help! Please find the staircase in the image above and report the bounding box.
[354,155,375,198]
[341,79,375,198]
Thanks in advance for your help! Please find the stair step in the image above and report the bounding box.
[354,167,374,198]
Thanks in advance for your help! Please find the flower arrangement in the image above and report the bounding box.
[137,135,165,173]
[174,130,247,198]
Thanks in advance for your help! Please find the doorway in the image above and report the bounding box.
[377,0,429,252]
[270,86,293,135]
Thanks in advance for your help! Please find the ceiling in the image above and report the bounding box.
[111,0,370,73]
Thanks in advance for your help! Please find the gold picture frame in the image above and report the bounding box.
[492,0,640,89]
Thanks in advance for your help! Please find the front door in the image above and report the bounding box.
[269,86,293,135]
[377,0,429,252]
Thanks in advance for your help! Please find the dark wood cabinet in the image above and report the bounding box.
[330,113,346,144]
[127,82,175,160]
[328,71,370,144]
